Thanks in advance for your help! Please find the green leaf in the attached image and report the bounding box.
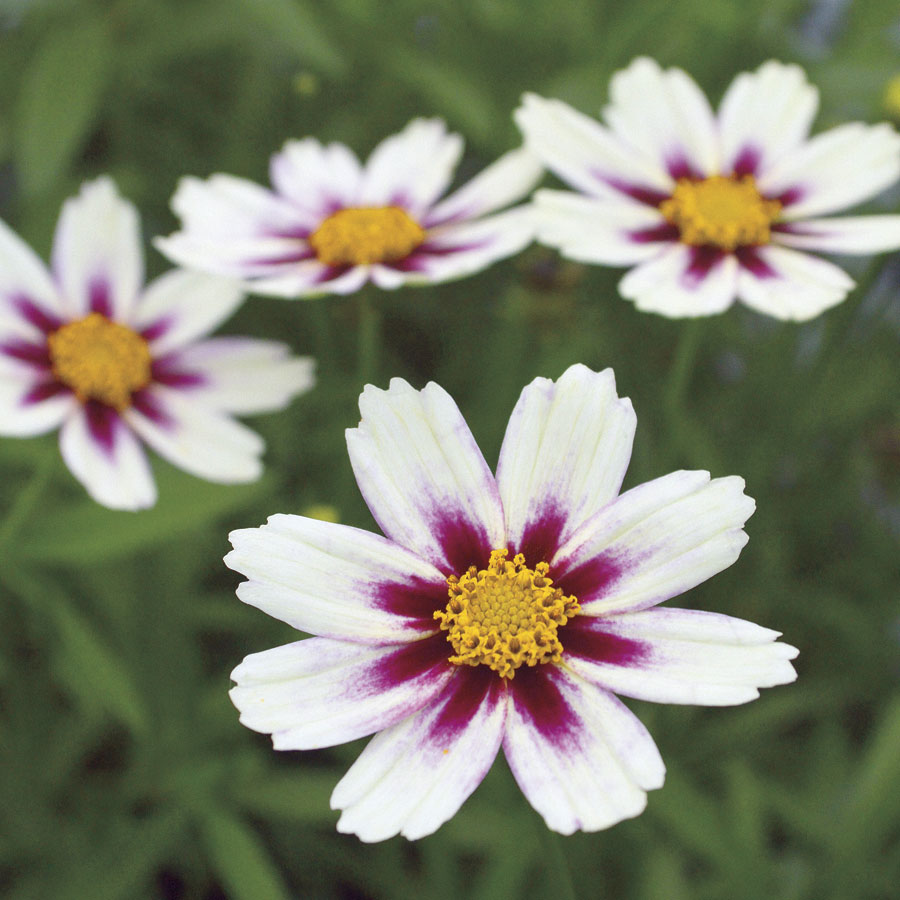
[230,771,338,824]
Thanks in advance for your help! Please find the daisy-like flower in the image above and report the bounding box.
[227,364,797,841]
[0,178,314,510]
[516,58,900,320]
[155,119,541,297]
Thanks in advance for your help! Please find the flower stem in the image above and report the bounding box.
[664,319,702,418]
[0,444,56,554]
[357,292,381,385]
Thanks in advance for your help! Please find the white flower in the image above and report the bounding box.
[516,58,900,320]
[226,364,797,842]
[0,177,315,510]
[155,119,541,297]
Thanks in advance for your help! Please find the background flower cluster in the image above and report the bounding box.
[1,0,899,899]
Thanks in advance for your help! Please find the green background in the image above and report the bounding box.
[1,0,899,897]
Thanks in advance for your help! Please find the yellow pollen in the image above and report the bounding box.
[434,549,580,680]
[308,206,426,266]
[659,175,781,250]
[47,313,151,410]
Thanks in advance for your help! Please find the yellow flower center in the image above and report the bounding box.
[48,313,152,410]
[308,206,426,266]
[434,549,580,680]
[659,175,781,250]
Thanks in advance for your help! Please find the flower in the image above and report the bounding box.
[515,58,900,320]
[0,178,315,510]
[155,119,541,297]
[226,364,797,841]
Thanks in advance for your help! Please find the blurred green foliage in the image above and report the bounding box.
[1,0,899,898]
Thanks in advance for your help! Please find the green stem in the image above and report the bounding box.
[663,320,702,420]
[0,444,56,554]
[533,818,577,900]
[357,292,381,385]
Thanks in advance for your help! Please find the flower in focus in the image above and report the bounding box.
[156,119,542,297]
[516,58,900,320]
[0,178,315,510]
[227,364,797,841]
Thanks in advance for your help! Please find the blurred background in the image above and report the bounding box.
[1,0,899,897]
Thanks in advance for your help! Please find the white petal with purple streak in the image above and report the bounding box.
[270,138,363,213]
[773,215,900,255]
[0,378,74,437]
[0,219,63,324]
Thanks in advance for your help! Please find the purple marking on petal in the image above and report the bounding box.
[313,263,353,284]
[430,665,498,743]
[12,297,63,334]
[685,245,725,283]
[736,246,777,279]
[0,339,51,368]
[514,509,568,567]
[140,318,172,343]
[370,634,452,691]
[731,146,761,177]
[666,155,701,181]
[22,380,69,405]
[555,553,624,604]
[432,514,495,576]
[84,401,118,457]
[775,186,804,207]
[597,175,670,207]
[508,665,578,742]
[562,617,649,667]
[131,389,174,427]
[371,575,449,627]
[88,278,112,317]
[246,246,316,267]
[150,357,206,390]
[630,223,679,244]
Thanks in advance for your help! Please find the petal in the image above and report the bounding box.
[531,189,673,265]
[332,666,506,842]
[502,665,665,835]
[124,387,264,484]
[514,92,672,201]
[359,119,464,215]
[0,376,74,436]
[552,471,755,616]
[758,122,900,219]
[0,218,63,321]
[51,178,144,322]
[226,514,450,641]
[426,147,544,225]
[736,244,853,321]
[346,379,505,574]
[59,403,156,510]
[773,215,900,255]
[269,138,364,213]
[230,635,454,750]
[161,337,315,414]
[563,608,798,706]
[618,244,739,317]
[230,259,367,299]
[605,57,720,178]
[496,365,636,564]
[717,61,819,175]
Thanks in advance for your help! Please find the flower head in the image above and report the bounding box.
[516,58,900,320]
[156,119,542,298]
[0,178,315,510]
[227,364,797,841]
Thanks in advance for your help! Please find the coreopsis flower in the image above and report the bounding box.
[516,58,900,320]
[0,178,314,510]
[155,119,541,297]
[227,364,797,841]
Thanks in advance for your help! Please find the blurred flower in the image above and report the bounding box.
[0,178,315,510]
[516,59,900,320]
[226,364,797,841]
[156,119,541,298]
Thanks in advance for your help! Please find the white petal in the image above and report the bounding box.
[514,92,672,200]
[135,270,245,355]
[503,666,665,835]
[564,608,798,706]
[496,365,636,563]
[359,119,464,215]
[124,387,263,484]
[59,404,156,510]
[759,122,900,219]
[0,218,63,322]
[226,514,449,642]
[605,57,719,178]
[230,636,454,750]
[618,244,739,317]
[532,189,671,265]
[51,177,144,322]
[553,471,755,616]
[235,259,365,299]
[718,61,819,174]
[427,147,544,225]
[346,379,505,574]
[163,337,314,414]
[773,215,900,255]
[269,138,364,212]
[332,668,506,842]
[736,244,853,321]
[0,378,74,436]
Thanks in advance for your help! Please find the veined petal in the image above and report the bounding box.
[496,365,636,564]
[332,666,506,842]
[0,218,63,323]
[426,147,544,225]
[59,403,156,510]
[51,178,143,322]
[553,471,754,616]
[718,61,819,175]
[270,138,364,213]
[563,608,798,706]
[359,118,464,215]
[230,636,454,750]
[239,260,366,299]
[0,376,74,436]
[346,379,505,574]
[736,244,853,321]
[226,515,449,641]
[503,666,665,835]
[773,215,900,255]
